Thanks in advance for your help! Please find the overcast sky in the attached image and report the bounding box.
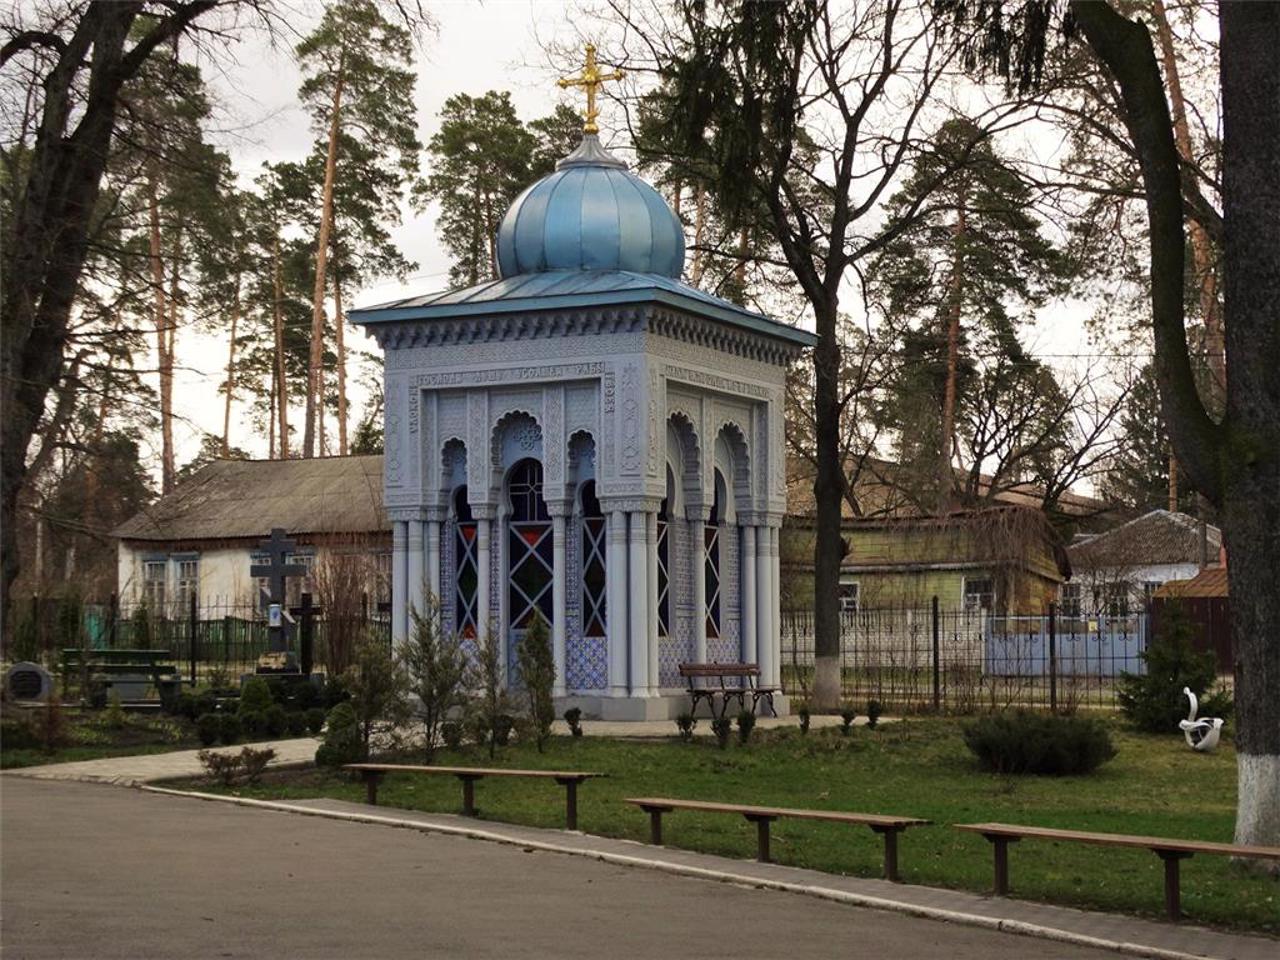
[164,0,1119,480]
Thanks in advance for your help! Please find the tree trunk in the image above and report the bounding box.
[1218,0,1280,858]
[0,2,213,616]
[165,225,182,482]
[147,171,175,494]
[1074,0,1280,856]
[272,234,289,459]
[334,253,348,456]
[690,183,708,284]
[938,195,967,512]
[812,297,843,709]
[221,272,241,457]
[304,51,345,459]
[1152,0,1224,402]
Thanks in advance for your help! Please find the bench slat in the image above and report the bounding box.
[956,822,1280,859]
[346,764,604,780]
[626,797,928,828]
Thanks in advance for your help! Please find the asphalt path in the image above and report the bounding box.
[1,777,1118,959]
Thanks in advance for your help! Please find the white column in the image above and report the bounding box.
[646,510,660,695]
[476,516,492,659]
[391,520,408,646]
[769,526,782,689]
[426,519,441,608]
[407,520,425,626]
[742,524,758,666]
[550,510,567,697]
[756,525,772,684]
[690,514,707,663]
[628,511,649,697]
[607,509,628,697]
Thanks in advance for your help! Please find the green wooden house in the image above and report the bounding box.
[781,505,1070,613]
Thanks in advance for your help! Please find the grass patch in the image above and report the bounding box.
[182,717,1278,933]
[1,708,199,769]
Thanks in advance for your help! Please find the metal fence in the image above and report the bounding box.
[7,594,390,683]
[780,601,1150,712]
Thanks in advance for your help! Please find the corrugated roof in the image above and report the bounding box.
[349,268,817,347]
[1153,567,1229,599]
[1068,509,1220,570]
[112,456,386,542]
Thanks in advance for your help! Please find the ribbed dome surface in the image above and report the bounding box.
[495,135,685,279]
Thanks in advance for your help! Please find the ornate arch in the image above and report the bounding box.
[715,420,751,510]
[667,411,703,514]
[490,410,542,472]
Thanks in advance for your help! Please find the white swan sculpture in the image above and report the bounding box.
[1178,687,1223,753]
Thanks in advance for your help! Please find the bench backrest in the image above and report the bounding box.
[679,663,759,678]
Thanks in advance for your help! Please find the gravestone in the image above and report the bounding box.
[5,661,54,702]
[249,527,307,675]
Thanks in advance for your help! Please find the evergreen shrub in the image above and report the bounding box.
[196,713,221,746]
[963,711,1116,775]
[315,701,361,767]
[1118,604,1232,733]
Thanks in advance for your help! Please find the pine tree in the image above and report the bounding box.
[867,117,1069,509]
[296,0,423,457]
[424,91,537,287]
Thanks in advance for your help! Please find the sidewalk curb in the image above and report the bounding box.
[140,785,1224,960]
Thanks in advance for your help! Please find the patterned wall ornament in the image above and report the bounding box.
[620,361,641,475]
[385,379,404,486]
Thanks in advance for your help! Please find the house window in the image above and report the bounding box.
[838,577,859,613]
[143,560,167,612]
[174,558,199,612]
[285,553,316,608]
[250,552,271,609]
[1059,582,1083,618]
[1141,581,1161,607]
[1102,581,1130,618]
[963,577,995,611]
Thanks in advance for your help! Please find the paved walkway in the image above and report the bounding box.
[6,735,1275,960]
[3,777,1117,960]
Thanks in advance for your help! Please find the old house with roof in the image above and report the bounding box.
[112,456,389,614]
[781,505,1070,613]
[1063,509,1220,618]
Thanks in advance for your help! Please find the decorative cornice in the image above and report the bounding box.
[370,304,808,368]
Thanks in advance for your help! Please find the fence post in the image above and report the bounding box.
[189,592,198,687]
[931,595,941,713]
[109,593,118,647]
[300,592,314,676]
[1048,601,1058,713]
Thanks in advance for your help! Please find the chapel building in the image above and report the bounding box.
[352,120,814,718]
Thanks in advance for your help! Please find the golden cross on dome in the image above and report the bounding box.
[558,43,623,135]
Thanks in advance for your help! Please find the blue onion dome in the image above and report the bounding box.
[495,134,685,279]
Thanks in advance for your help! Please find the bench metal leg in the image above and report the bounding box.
[745,815,776,863]
[871,825,902,882]
[645,808,666,845]
[362,771,384,806]
[458,775,481,817]
[557,778,580,830]
[984,834,1019,895]
[1158,851,1192,921]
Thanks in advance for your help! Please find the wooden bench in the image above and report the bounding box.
[626,797,929,881]
[345,764,606,830]
[60,649,181,700]
[956,822,1280,921]
[678,663,777,718]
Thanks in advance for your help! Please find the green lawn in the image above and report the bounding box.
[185,718,1278,933]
